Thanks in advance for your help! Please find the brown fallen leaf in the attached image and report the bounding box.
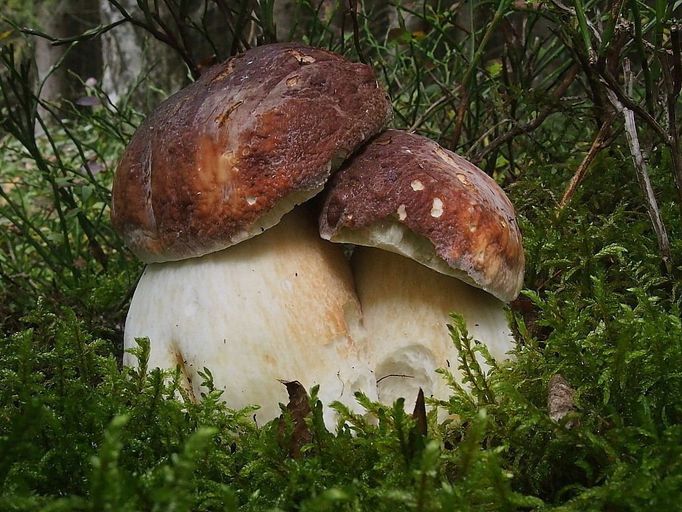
[412,388,427,437]
[548,374,578,429]
[277,380,313,458]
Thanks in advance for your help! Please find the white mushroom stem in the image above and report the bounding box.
[123,209,375,427]
[351,246,515,410]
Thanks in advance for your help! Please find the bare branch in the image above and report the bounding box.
[557,116,614,211]
[472,64,579,163]
[606,65,672,272]
[408,92,456,133]
[451,0,511,148]
[347,0,366,63]
[660,28,682,213]
[598,69,671,144]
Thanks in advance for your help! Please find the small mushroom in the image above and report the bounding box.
[320,130,524,409]
[111,43,392,426]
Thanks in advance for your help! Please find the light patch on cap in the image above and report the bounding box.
[289,50,316,64]
[475,249,486,265]
[435,146,457,167]
[431,198,444,218]
[410,180,424,191]
[456,173,469,185]
[218,152,236,184]
[397,204,407,221]
[246,196,257,206]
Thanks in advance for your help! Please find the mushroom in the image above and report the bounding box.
[319,130,524,409]
[111,43,392,426]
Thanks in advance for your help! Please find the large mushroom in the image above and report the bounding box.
[111,43,392,425]
[320,130,524,408]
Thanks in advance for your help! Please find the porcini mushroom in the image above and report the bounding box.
[111,43,392,425]
[319,130,524,409]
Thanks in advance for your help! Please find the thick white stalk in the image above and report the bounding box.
[124,209,374,427]
[352,247,515,409]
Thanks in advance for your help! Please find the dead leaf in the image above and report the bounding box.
[412,388,427,437]
[548,374,578,429]
[277,380,312,458]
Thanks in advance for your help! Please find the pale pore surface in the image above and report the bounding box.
[124,209,375,427]
[326,220,487,297]
[351,247,515,410]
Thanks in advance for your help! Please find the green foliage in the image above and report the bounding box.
[2,0,682,509]
[0,43,139,342]
[0,302,539,510]
[2,218,682,510]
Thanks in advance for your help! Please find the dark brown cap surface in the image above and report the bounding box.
[320,130,524,302]
[112,43,393,262]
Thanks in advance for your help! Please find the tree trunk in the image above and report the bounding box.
[34,0,101,127]
[99,0,143,105]
[35,0,70,104]
[273,0,299,41]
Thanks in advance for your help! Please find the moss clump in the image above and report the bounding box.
[2,1,682,508]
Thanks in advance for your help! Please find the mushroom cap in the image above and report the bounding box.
[319,130,524,302]
[111,43,393,263]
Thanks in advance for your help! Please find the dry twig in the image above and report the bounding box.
[412,388,427,437]
[472,64,580,164]
[557,115,614,210]
[277,380,313,459]
[605,61,672,272]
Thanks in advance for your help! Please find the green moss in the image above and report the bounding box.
[2,249,682,510]
[2,0,682,509]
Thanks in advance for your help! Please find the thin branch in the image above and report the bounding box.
[18,18,129,45]
[629,0,654,113]
[557,116,614,210]
[598,68,671,144]
[213,0,245,54]
[450,89,470,150]
[347,0,366,63]
[661,26,682,213]
[472,64,579,163]
[408,93,455,132]
[606,67,671,272]
[451,0,511,148]
[22,0,201,79]
[466,118,512,156]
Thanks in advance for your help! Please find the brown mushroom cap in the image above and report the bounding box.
[319,130,524,302]
[111,43,393,263]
